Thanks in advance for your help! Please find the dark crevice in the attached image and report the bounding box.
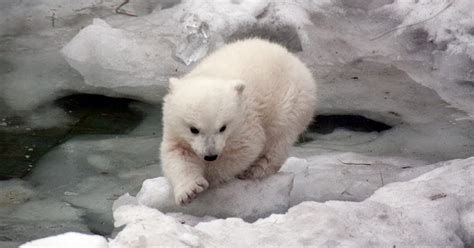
[0,94,146,180]
[308,114,392,134]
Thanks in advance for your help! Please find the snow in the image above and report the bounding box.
[22,156,473,247]
[109,153,442,222]
[389,0,474,59]
[116,172,294,222]
[384,0,474,119]
[20,232,108,248]
[109,156,474,247]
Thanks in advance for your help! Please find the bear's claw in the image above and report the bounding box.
[175,177,209,206]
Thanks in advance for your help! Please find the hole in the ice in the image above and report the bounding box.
[0,94,146,180]
[308,115,393,135]
[227,24,303,52]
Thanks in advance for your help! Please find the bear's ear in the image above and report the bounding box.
[168,77,179,93]
[233,80,245,96]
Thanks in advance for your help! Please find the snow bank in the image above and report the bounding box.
[384,0,474,118]
[20,156,474,247]
[109,156,474,247]
[389,0,474,60]
[113,153,438,220]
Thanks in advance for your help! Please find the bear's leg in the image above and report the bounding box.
[240,86,316,179]
[237,135,292,179]
[206,145,263,185]
[161,146,209,205]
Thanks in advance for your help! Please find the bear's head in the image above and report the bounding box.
[163,76,246,162]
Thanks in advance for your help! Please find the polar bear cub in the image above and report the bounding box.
[160,38,316,205]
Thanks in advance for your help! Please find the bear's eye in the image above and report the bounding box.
[190,127,200,134]
[219,125,226,133]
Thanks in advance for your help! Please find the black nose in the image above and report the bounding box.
[204,155,218,161]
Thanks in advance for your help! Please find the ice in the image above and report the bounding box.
[59,15,179,103]
[10,199,83,222]
[2,0,474,245]
[61,18,169,89]
[60,0,271,102]
[0,179,35,207]
[27,156,473,247]
[175,14,211,65]
[19,136,162,237]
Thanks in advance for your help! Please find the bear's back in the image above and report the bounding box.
[185,38,316,127]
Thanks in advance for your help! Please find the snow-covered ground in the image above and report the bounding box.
[0,0,473,247]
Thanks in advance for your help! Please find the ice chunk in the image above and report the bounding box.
[175,14,211,65]
[20,232,108,248]
[61,18,171,89]
[130,173,294,221]
[60,0,271,102]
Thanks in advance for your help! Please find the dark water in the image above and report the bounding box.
[0,94,145,180]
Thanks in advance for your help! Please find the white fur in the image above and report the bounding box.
[161,38,316,205]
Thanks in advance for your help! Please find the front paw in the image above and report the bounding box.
[174,177,209,206]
